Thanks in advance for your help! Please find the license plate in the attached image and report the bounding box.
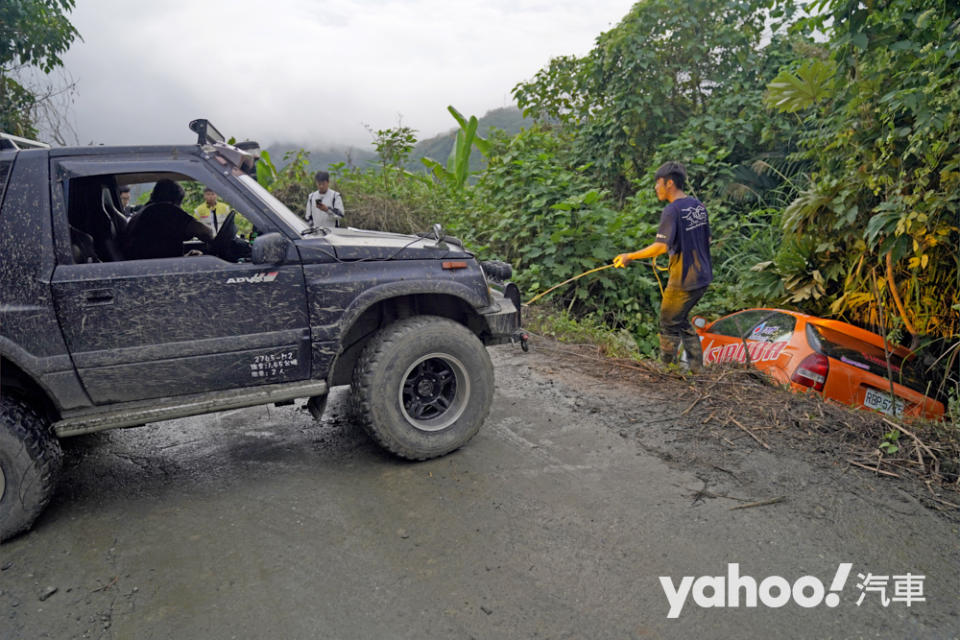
[863,387,904,417]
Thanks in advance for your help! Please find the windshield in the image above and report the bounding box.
[237,174,309,234]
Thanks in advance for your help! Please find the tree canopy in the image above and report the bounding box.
[0,0,81,137]
[764,0,959,340]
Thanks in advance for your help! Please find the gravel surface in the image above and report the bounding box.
[2,342,957,639]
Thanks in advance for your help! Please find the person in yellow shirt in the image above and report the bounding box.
[194,188,230,233]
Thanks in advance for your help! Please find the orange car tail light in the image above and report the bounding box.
[792,353,829,391]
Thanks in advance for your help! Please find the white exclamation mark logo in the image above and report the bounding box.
[825,563,852,607]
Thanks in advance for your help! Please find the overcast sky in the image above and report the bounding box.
[57,0,634,148]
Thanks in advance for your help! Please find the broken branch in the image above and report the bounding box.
[731,417,771,450]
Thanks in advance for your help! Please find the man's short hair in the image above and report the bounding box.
[655,161,687,191]
[118,185,131,194]
[314,171,330,183]
[150,179,185,205]
[203,187,216,194]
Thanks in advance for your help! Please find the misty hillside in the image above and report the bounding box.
[408,106,530,173]
[266,106,529,176]
[262,144,377,174]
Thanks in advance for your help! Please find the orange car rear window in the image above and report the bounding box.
[807,324,928,393]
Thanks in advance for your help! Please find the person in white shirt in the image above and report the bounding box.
[305,171,344,228]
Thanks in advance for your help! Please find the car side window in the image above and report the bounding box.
[62,173,263,265]
[709,311,769,338]
[745,313,796,343]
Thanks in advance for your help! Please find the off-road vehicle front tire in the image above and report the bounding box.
[0,397,63,542]
[350,316,494,460]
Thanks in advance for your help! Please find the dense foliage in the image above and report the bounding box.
[764,0,959,348]
[263,0,958,405]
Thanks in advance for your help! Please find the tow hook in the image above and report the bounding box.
[512,329,530,352]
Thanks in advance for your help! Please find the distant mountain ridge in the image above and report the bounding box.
[266,106,529,175]
[407,106,530,173]
[261,143,377,174]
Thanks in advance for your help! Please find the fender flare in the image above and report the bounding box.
[336,280,488,335]
[323,280,488,387]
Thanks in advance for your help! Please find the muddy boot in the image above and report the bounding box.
[681,331,704,373]
[659,334,679,365]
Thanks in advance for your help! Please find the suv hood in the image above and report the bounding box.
[300,227,473,261]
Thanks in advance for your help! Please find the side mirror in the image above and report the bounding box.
[252,233,291,265]
[692,316,707,329]
[432,223,444,242]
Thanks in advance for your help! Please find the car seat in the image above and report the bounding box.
[101,186,129,237]
[67,179,126,262]
[69,225,99,264]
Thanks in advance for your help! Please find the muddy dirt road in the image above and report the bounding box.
[2,343,958,639]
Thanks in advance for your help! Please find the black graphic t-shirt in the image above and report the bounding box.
[655,196,712,290]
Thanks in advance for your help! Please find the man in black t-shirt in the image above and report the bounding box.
[614,161,712,371]
[123,179,214,260]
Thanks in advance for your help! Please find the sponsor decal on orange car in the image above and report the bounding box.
[840,355,870,371]
[703,340,787,365]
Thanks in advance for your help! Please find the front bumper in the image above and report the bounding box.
[480,285,522,345]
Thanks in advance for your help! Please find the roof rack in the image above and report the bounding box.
[0,132,50,151]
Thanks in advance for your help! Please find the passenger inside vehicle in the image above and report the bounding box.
[122,179,214,260]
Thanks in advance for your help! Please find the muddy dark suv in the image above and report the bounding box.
[0,123,522,541]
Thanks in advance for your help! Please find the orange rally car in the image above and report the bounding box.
[691,308,945,420]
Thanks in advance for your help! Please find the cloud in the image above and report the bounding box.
[60,0,632,147]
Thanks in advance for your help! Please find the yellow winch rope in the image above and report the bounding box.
[525,264,615,306]
[524,257,667,307]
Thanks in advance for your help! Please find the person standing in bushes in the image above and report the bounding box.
[614,161,712,371]
[305,171,345,228]
[194,187,230,233]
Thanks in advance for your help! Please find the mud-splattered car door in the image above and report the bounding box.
[48,157,312,405]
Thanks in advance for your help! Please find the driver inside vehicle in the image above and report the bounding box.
[122,179,214,260]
